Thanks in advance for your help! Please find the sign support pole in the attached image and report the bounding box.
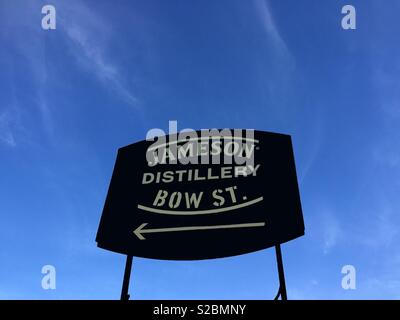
[274,244,288,300]
[120,254,133,300]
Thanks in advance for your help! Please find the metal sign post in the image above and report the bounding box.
[274,244,287,300]
[119,246,289,301]
[120,255,133,300]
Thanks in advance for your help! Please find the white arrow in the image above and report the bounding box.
[133,222,266,240]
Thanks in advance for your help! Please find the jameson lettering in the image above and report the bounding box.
[146,126,256,167]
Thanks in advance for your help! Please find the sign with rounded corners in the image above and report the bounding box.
[96,129,304,260]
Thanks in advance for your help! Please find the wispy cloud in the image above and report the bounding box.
[361,278,400,299]
[0,0,141,148]
[371,65,400,171]
[359,59,400,250]
[298,114,325,183]
[252,0,299,128]
[321,211,342,254]
[0,111,17,147]
[58,2,138,108]
[372,143,400,169]
[354,196,399,249]
[0,1,54,146]
[254,0,292,60]
[307,206,343,255]
[373,64,400,121]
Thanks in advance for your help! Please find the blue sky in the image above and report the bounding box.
[1,0,400,299]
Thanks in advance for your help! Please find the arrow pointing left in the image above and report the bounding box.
[133,222,266,240]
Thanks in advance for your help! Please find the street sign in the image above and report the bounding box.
[96,130,304,260]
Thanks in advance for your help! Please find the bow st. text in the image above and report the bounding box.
[138,165,263,214]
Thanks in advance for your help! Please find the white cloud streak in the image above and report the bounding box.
[321,211,342,254]
[254,0,293,60]
[1,1,53,146]
[0,1,141,147]
[58,2,138,108]
[354,195,399,249]
[0,111,17,147]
